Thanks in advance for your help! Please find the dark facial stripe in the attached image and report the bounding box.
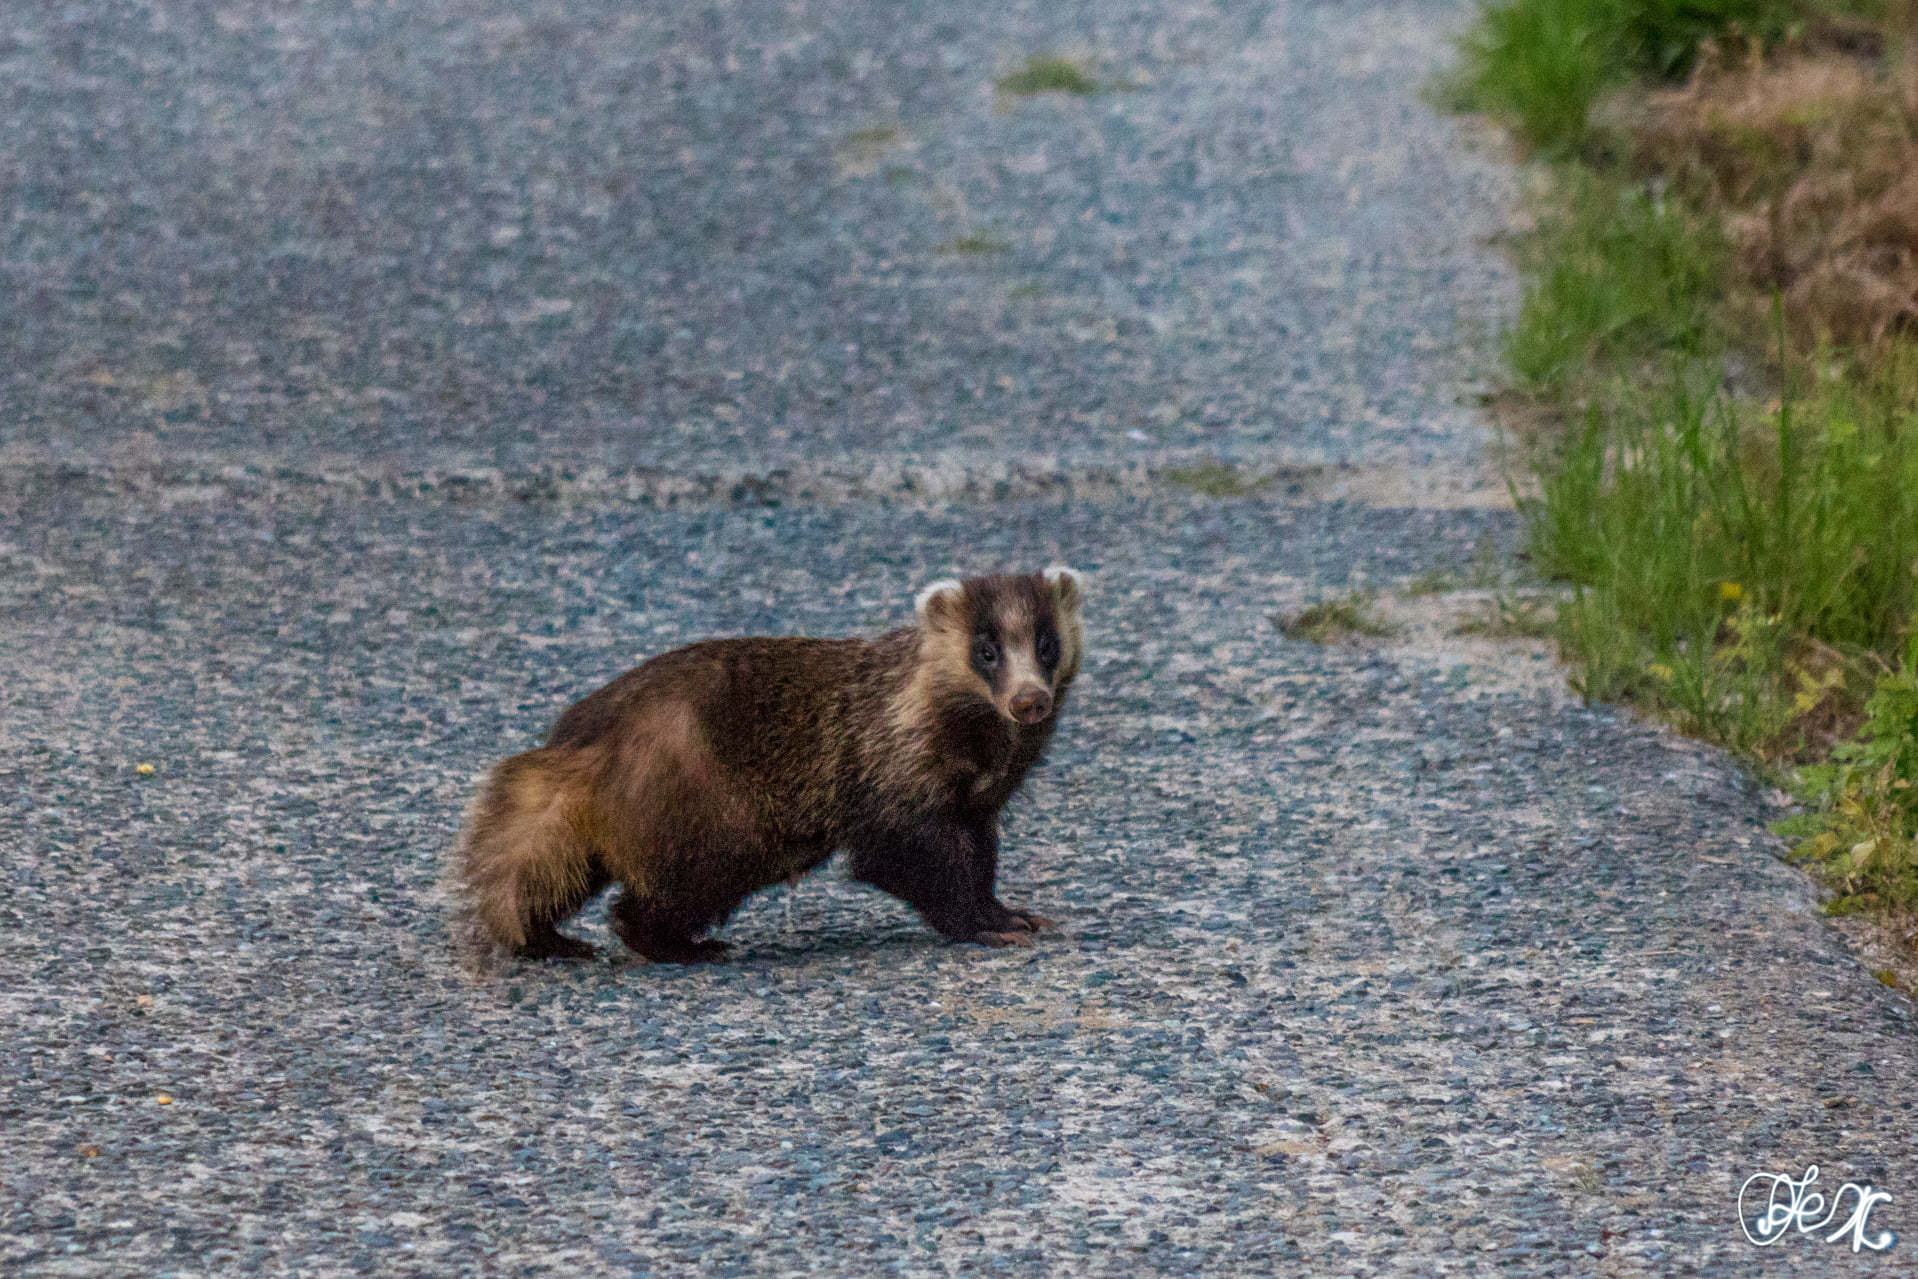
[969,630,1002,684]
[1034,620,1060,674]
[958,573,1066,690]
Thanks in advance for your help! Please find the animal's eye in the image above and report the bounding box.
[1036,629,1060,667]
[971,637,1000,670]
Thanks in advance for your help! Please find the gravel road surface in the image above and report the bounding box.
[4,0,1914,1275]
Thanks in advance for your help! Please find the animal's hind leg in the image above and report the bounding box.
[608,889,733,964]
[520,861,612,960]
[457,749,610,961]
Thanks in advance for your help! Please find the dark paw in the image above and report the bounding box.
[681,938,732,963]
[627,935,732,965]
[517,932,600,962]
[973,929,1036,949]
[983,903,1057,935]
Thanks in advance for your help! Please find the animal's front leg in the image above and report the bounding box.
[960,820,1059,944]
[851,817,1042,947]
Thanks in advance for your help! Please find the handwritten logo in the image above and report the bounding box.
[1739,1164,1898,1254]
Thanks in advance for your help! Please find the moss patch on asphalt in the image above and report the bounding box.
[996,56,1103,96]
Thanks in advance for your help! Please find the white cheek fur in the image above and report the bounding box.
[914,579,965,626]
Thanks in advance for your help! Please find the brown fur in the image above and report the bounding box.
[453,569,1084,963]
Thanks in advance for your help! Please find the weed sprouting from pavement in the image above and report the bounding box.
[1162,462,1272,497]
[1452,593,1557,640]
[1403,569,1463,597]
[934,234,1011,255]
[843,126,902,148]
[997,56,1103,96]
[1405,537,1510,597]
[1272,594,1400,644]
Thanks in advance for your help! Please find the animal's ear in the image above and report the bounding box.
[1043,565,1082,614]
[914,579,967,630]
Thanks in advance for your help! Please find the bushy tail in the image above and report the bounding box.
[447,748,603,974]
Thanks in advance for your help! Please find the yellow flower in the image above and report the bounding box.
[1719,581,1743,602]
[1648,663,1674,681]
[135,763,155,776]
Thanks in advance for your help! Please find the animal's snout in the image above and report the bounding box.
[1008,685,1053,724]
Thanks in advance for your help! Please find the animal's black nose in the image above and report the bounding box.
[1009,686,1052,723]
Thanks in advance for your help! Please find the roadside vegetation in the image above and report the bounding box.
[1446,0,1918,931]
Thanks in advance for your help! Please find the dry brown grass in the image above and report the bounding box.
[1616,25,1918,349]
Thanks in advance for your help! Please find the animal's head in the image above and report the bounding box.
[913,567,1084,726]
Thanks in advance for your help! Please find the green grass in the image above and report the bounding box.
[1447,0,1803,154]
[1272,594,1400,644]
[996,56,1103,96]
[1535,344,1918,739]
[1616,0,1803,79]
[1449,0,1626,153]
[1507,173,1726,394]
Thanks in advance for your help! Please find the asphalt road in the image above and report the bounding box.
[4,1,1915,1275]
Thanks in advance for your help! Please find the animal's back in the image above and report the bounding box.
[547,635,900,817]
